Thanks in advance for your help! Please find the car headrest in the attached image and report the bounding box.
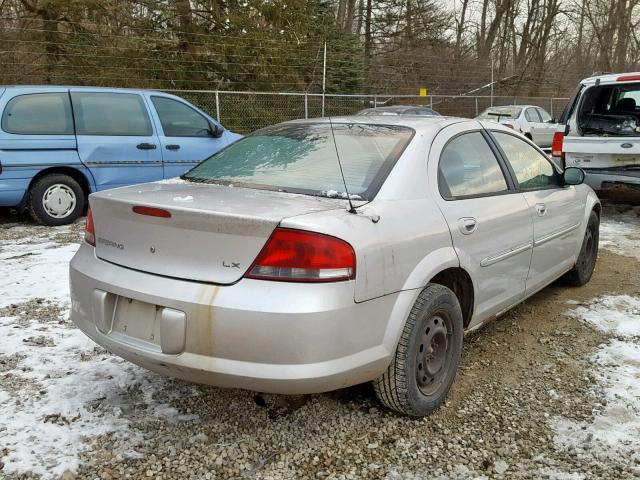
[616,97,637,112]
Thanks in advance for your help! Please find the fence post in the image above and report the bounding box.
[475,97,478,116]
[550,98,554,117]
[374,95,378,108]
[429,96,433,109]
[215,91,221,121]
[304,94,309,119]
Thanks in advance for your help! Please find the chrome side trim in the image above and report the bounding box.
[480,242,533,267]
[534,222,581,247]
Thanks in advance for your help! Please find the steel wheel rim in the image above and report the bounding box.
[580,225,596,271]
[416,312,453,396]
[42,184,76,219]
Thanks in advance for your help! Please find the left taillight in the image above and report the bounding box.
[245,228,356,282]
[84,207,96,246]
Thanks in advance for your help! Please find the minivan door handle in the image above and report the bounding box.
[166,144,181,151]
[458,217,477,235]
[536,203,547,216]
[136,143,157,150]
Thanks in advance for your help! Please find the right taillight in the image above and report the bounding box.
[84,207,96,246]
[551,131,564,159]
[245,227,356,282]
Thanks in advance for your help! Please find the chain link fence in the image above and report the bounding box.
[165,90,570,134]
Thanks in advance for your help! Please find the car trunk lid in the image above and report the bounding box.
[89,180,344,284]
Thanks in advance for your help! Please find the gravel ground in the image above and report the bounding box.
[0,204,639,480]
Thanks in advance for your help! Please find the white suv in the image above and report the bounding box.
[553,72,640,201]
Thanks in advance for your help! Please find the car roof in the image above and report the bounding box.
[361,105,434,112]
[0,85,166,94]
[579,72,640,86]
[282,115,467,135]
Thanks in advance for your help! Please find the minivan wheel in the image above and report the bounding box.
[373,284,464,416]
[28,174,85,226]
[564,210,599,286]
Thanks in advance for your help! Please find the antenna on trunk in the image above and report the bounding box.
[327,116,357,214]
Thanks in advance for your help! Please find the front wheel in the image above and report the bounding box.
[28,174,85,226]
[373,284,464,416]
[564,210,599,286]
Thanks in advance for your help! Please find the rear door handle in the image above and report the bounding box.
[536,203,547,216]
[166,144,181,151]
[458,217,477,235]
[136,143,157,150]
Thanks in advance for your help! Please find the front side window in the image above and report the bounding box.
[525,108,541,122]
[2,93,73,135]
[183,123,414,200]
[492,132,560,190]
[71,92,152,136]
[537,108,552,122]
[438,132,508,199]
[151,96,212,137]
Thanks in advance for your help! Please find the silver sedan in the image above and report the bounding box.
[70,116,600,416]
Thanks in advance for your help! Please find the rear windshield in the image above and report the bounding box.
[183,123,414,200]
[478,107,522,120]
[578,82,640,136]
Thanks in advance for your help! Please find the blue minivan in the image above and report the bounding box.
[0,86,240,225]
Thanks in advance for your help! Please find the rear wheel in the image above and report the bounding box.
[28,174,85,226]
[373,284,464,416]
[564,210,599,286]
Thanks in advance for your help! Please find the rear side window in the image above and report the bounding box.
[151,96,212,137]
[2,93,74,135]
[492,132,560,190]
[438,132,508,199]
[71,92,152,136]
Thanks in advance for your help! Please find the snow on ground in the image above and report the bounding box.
[553,296,640,472]
[0,229,200,478]
[599,207,640,260]
[0,235,78,308]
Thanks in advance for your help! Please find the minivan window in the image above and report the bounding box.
[2,93,74,135]
[492,132,560,190]
[71,92,153,136]
[151,96,212,137]
[438,132,508,199]
[183,123,414,200]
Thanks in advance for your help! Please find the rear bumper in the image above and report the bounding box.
[582,169,640,203]
[70,244,412,394]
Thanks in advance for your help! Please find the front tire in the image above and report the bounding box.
[28,174,85,226]
[564,210,599,286]
[373,284,464,416]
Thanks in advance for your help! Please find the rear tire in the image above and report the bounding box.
[564,210,599,286]
[373,284,464,416]
[28,174,85,226]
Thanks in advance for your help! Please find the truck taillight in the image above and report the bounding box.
[551,131,564,159]
[245,228,356,282]
[84,208,96,246]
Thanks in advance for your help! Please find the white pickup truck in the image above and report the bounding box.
[552,72,640,202]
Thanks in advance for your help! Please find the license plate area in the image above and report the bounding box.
[111,296,161,348]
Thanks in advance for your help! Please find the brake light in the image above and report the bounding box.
[617,74,640,82]
[84,208,96,246]
[245,228,356,282]
[132,206,171,218]
[551,131,564,158]
[503,123,514,129]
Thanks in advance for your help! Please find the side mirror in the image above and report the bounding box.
[563,167,585,185]
[209,122,224,138]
